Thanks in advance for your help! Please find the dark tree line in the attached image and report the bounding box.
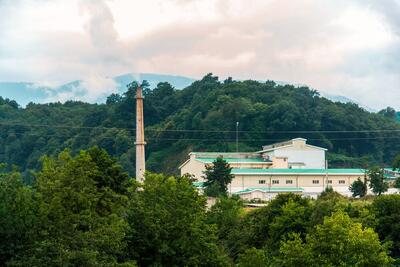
[1,147,400,266]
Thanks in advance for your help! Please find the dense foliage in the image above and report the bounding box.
[1,148,400,266]
[369,166,389,195]
[203,157,234,197]
[350,177,368,197]
[1,74,400,182]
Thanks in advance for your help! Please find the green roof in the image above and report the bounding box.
[234,187,304,194]
[196,157,269,164]
[384,173,397,179]
[192,182,205,188]
[384,168,400,173]
[191,152,255,154]
[231,168,365,175]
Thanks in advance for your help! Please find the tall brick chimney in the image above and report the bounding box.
[135,85,146,182]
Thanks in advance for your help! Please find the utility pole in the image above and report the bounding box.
[236,121,239,153]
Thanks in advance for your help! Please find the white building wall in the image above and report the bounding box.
[180,159,206,181]
[273,147,325,169]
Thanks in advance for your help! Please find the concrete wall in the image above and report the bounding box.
[272,157,288,168]
[229,173,363,195]
[239,191,302,201]
[180,159,206,181]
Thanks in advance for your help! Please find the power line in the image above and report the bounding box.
[0,122,134,131]
[1,121,400,134]
[3,131,400,143]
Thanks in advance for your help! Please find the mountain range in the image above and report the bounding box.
[0,73,380,112]
[0,73,195,106]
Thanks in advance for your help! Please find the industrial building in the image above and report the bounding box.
[179,138,371,199]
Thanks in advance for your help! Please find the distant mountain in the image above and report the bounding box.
[0,82,50,106]
[0,73,196,106]
[319,92,375,112]
[270,81,375,112]
[0,73,376,112]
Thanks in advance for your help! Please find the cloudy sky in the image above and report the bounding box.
[0,0,399,109]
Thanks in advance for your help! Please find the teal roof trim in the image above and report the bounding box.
[196,157,270,164]
[384,168,400,173]
[193,182,205,188]
[231,168,365,175]
[384,173,397,179]
[234,187,304,194]
[191,152,255,155]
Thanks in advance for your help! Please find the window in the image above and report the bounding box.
[272,180,279,184]
[286,180,293,184]
[259,180,266,184]
[339,180,346,184]
[312,180,320,184]
[327,180,332,184]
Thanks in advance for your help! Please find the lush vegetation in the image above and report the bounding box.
[203,157,234,197]
[2,147,400,266]
[1,74,400,182]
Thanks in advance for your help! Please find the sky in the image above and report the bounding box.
[0,0,399,109]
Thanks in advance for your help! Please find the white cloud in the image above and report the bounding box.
[0,0,399,109]
[79,73,118,102]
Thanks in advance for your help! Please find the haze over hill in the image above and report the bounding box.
[0,73,195,106]
[0,73,379,112]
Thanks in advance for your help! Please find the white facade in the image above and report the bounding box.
[259,138,326,169]
[178,138,350,200]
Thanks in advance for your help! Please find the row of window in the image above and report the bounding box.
[259,179,293,184]
[258,179,347,185]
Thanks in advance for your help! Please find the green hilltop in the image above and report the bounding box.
[0,73,399,182]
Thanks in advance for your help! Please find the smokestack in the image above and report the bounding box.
[135,85,146,182]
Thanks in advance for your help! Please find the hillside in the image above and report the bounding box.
[0,74,399,182]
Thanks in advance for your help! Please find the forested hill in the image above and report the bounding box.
[1,73,399,182]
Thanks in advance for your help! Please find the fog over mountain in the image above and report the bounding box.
[0,73,380,113]
[0,73,195,106]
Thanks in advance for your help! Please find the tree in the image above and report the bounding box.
[15,149,133,266]
[378,106,397,120]
[371,195,400,258]
[369,166,389,195]
[0,167,38,265]
[203,157,234,197]
[394,177,400,189]
[224,193,311,259]
[393,155,400,189]
[350,178,367,197]
[207,196,243,241]
[309,189,347,226]
[236,248,268,267]
[85,146,130,195]
[268,198,311,252]
[126,173,230,266]
[277,211,393,266]
[393,154,400,171]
